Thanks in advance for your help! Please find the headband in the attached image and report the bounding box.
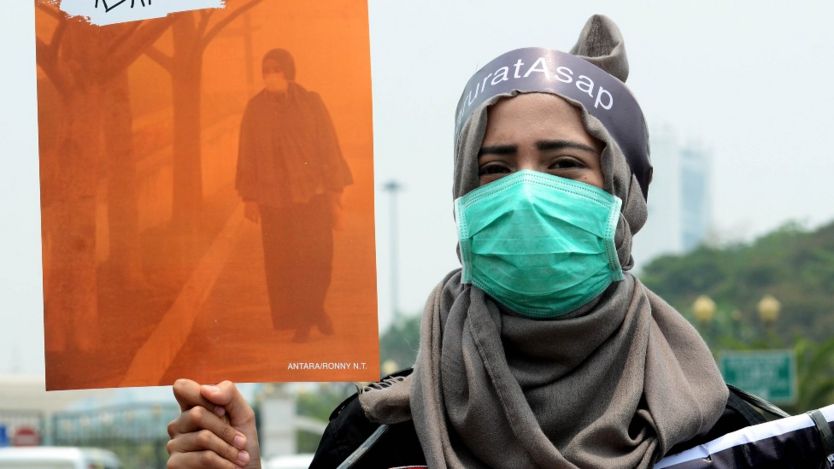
[454,47,652,198]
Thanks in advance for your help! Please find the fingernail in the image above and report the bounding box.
[234,434,246,449]
[213,406,226,417]
[202,384,219,393]
[237,450,250,464]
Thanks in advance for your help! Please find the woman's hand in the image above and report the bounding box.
[167,379,262,469]
[328,191,343,230]
[244,201,260,224]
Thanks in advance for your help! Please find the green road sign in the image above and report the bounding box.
[719,350,797,404]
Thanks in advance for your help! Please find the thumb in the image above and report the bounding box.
[200,381,255,428]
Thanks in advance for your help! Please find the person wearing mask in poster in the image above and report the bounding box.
[165,15,832,469]
[236,48,353,343]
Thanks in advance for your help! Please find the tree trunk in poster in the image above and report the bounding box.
[44,90,102,353]
[103,71,143,285]
[171,14,204,235]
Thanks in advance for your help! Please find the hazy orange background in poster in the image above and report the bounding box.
[35,0,378,390]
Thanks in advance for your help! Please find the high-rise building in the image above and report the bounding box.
[632,126,712,270]
[680,143,711,252]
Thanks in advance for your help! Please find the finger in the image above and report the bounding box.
[166,429,250,467]
[172,379,227,418]
[200,381,256,428]
[167,450,240,469]
[168,406,246,450]
[172,379,212,411]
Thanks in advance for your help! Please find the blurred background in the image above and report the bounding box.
[2,0,834,467]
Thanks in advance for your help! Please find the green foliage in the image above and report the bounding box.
[642,221,834,344]
[379,314,422,372]
[294,383,356,453]
[794,337,834,412]
[641,220,834,410]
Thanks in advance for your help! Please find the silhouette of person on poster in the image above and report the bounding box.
[235,48,352,342]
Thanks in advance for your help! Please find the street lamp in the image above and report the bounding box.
[757,294,781,325]
[692,295,717,324]
[382,359,399,376]
[382,180,403,321]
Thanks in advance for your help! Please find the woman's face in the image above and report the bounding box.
[478,93,604,188]
[262,58,289,93]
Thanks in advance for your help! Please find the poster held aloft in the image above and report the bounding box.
[35,0,379,390]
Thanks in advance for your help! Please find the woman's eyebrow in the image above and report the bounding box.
[536,139,597,153]
[478,144,516,156]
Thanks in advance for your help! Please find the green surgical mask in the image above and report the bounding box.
[454,170,624,318]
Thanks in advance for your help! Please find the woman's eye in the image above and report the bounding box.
[478,163,510,176]
[549,157,584,170]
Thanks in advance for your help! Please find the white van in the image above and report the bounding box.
[265,453,315,469]
[0,447,121,469]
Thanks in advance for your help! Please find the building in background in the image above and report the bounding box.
[679,143,711,251]
[633,126,712,270]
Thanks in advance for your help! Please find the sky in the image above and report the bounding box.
[2,0,834,377]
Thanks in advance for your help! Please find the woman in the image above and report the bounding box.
[166,15,730,468]
[236,48,352,343]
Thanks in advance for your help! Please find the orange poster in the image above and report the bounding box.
[34,0,379,390]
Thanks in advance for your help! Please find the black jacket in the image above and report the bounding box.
[310,369,789,469]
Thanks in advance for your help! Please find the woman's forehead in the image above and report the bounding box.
[484,93,592,142]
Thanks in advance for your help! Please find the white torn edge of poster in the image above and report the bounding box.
[57,0,226,26]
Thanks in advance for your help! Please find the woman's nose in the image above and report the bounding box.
[515,151,543,172]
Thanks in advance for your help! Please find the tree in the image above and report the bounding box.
[640,221,834,412]
[36,2,173,352]
[380,314,421,371]
[102,67,144,286]
[143,0,263,236]
[641,221,834,345]
[794,337,834,411]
